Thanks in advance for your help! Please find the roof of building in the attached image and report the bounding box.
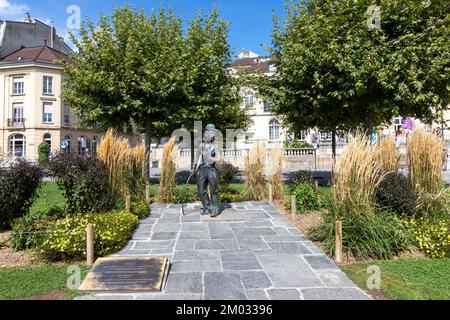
[0,44,71,65]
[0,17,72,58]
[230,56,275,74]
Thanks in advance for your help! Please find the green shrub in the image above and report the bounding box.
[218,162,239,192]
[170,186,198,204]
[284,140,313,149]
[220,191,247,203]
[0,160,43,229]
[11,210,58,251]
[45,153,114,214]
[415,188,450,218]
[132,200,149,219]
[375,172,417,216]
[289,170,314,187]
[404,217,450,259]
[288,182,321,214]
[38,143,51,166]
[11,205,67,251]
[38,211,139,261]
[309,211,410,260]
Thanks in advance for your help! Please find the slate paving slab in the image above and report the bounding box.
[78,201,371,301]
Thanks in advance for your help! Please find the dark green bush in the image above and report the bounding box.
[375,172,417,216]
[132,200,149,219]
[289,170,314,187]
[38,143,51,166]
[45,153,114,214]
[218,162,239,192]
[0,160,43,229]
[38,211,139,261]
[284,140,313,149]
[288,182,321,214]
[309,211,410,260]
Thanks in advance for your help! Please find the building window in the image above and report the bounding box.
[8,134,26,157]
[263,101,272,113]
[43,76,53,94]
[92,136,98,157]
[43,133,52,146]
[297,131,308,141]
[244,94,254,108]
[63,105,70,125]
[13,77,24,95]
[12,103,24,123]
[320,132,332,141]
[245,132,255,143]
[43,102,53,123]
[78,136,88,156]
[394,116,402,134]
[269,119,280,141]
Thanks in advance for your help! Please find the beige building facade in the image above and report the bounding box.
[0,45,101,163]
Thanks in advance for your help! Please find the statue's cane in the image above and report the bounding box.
[181,169,196,216]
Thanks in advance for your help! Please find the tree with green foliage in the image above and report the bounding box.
[257,0,449,156]
[62,6,250,182]
[37,142,51,166]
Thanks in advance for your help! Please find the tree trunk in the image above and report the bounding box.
[144,123,152,184]
[331,130,337,163]
[365,106,374,136]
[191,133,195,171]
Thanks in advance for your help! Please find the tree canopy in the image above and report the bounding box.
[62,6,250,179]
[257,0,450,136]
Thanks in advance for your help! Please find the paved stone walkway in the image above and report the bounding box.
[77,202,371,300]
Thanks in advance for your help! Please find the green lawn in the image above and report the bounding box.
[342,259,450,300]
[31,181,66,212]
[34,182,330,207]
[0,265,90,300]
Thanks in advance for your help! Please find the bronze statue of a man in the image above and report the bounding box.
[194,124,222,217]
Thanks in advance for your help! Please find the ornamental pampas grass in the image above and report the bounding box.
[268,147,284,200]
[332,134,384,217]
[158,138,178,203]
[407,128,444,195]
[244,142,267,201]
[377,136,400,173]
[98,129,146,198]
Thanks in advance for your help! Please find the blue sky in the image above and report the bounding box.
[0,0,288,56]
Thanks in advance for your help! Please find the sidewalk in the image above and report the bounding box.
[77,202,371,300]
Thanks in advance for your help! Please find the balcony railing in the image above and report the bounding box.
[7,118,26,128]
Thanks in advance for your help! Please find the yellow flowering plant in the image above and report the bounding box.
[404,217,450,259]
[38,211,138,261]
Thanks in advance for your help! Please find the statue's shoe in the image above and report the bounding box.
[211,212,221,218]
[201,210,210,216]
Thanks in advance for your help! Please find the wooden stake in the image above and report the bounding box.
[146,184,151,204]
[268,184,273,203]
[291,196,297,222]
[335,221,343,264]
[315,181,319,188]
[86,224,94,266]
[125,196,131,212]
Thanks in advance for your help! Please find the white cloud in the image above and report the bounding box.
[0,0,30,20]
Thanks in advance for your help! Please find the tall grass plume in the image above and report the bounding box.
[407,128,444,195]
[98,129,146,199]
[158,139,178,203]
[244,142,267,201]
[268,147,284,200]
[377,136,400,172]
[332,134,384,217]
